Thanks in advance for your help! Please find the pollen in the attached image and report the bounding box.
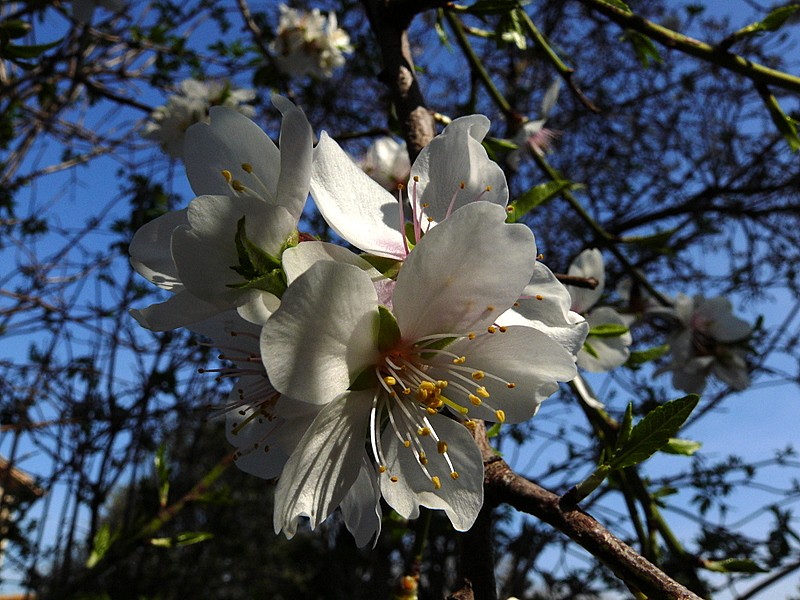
[437,441,448,454]
[495,409,506,423]
[535,294,544,301]
[232,180,246,192]
[436,380,448,389]
[453,356,466,364]
[390,476,399,483]
[464,419,477,431]
[383,375,397,386]
[476,386,490,398]
[469,394,482,406]
[221,169,233,183]
[431,476,442,489]
[471,370,485,381]
[419,452,428,465]
[507,382,516,389]
[450,471,460,480]
[378,465,387,473]
[418,426,431,436]
[426,407,438,414]
[486,305,495,312]
[241,163,254,173]
[403,440,411,448]
[487,326,497,334]
[468,332,476,340]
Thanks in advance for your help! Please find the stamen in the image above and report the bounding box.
[431,476,442,490]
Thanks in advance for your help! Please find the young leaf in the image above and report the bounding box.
[506,180,576,222]
[609,394,699,470]
[155,444,170,508]
[615,402,634,452]
[588,323,629,338]
[86,523,117,568]
[662,437,702,456]
[620,30,663,68]
[625,344,670,368]
[702,558,768,574]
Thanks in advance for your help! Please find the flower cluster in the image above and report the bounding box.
[271,5,352,79]
[130,98,586,544]
[141,79,256,158]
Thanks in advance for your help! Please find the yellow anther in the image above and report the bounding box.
[437,440,448,454]
[402,387,412,395]
[426,407,438,415]
[513,301,520,307]
[452,356,467,364]
[390,476,399,483]
[419,452,428,465]
[427,217,434,222]
[397,183,405,190]
[403,440,411,448]
[383,376,397,386]
[535,294,544,301]
[469,394,482,406]
[221,169,233,183]
[378,465,387,473]
[436,380,448,389]
[485,185,492,192]
[418,427,431,436]
[431,476,442,490]
[537,253,544,260]
[422,202,430,208]
[499,326,508,332]
[507,382,516,389]
[486,305,495,312]
[471,370,485,381]
[464,420,477,431]
[487,326,497,334]
[419,381,436,392]
[476,386,490,398]
[241,162,253,173]
[468,332,476,340]
[413,175,420,182]
[495,409,506,423]
[451,471,460,480]
[506,206,514,213]
[459,181,466,189]
[232,180,246,192]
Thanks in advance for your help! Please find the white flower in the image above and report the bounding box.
[142,79,257,158]
[565,249,632,372]
[507,79,561,171]
[310,115,508,260]
[261,202,578,540]
[271,5,353,78]
[659,294,752,393]
[130,97,313,331]
[70,0,124,22]
[360,137,411,193]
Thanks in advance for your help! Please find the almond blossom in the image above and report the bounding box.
[507,79,561,171]
[360,137,411,193]
[130,97,312,331]
[261,202,578,539]
[565,248,632,372]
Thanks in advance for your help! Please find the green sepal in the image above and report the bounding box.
[227,269,287,297]
[582,340,600,359]
[228,216,287,295]
[404,221,418,249]
[588,323,629,338]
[361,254,403,279]
[349,367,379,391]
[377,305,401,353]
[486,422,503,438]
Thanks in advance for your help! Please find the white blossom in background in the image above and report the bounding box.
[566,248,632,372]
[141,79,257,158]
[262,202,578,541]
[361,137,411,193]
[271,4,353,78]
[70,0,124,22]
[507,79,561,171]
[658,294,753,394]
[130,96,312,330]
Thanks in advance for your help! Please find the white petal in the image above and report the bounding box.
[274,95,313,221]
[262,261,379,404]
[380,412,483,531]
[282,241,382,284]
[567,248,605,313]
[410,115,508,224]
[577,306,632,372]
[393,202,535,340]
[273,392,372,538]
[129,289,223,332]
[236,292,281,325]
[698,297,752,342]
[340,457,382,547]
[435,326,577,423]
[310,132,406,258]
[128,209,188,289]
[184,107,280,199]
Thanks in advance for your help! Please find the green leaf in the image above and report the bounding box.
[150,531,215,548]
[582,340,600,359]
[729,5,800,42]
[609,394,700,470]
[2,39,60,59]
[703,558,768,574]
[662,437,702,456]
[377,305,401,353]
[154,445,170,508]
[759,90,800,152]
[625,344,670,367]
[620,30,663,67]
[486,422,503,438]
[0,20,31,40]
[619,227,678,251]
[506,180,576,222]
[588,323,629,338]
[86,523,117,569]
[615,403,634,452]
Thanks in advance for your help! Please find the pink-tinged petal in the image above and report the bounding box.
[498,261,589,356]
[577,307,632,372]
[128,209,188,289]
[434,326,577,423]
[340,457,382,548]
[184,107,280,199]
[273,391,371,538]
[393,202,536,340]
[310,132,406,258]
[567,248,605,314]
[262,261,380,405]
[380,412,483,531]
[273,95,313,220]
[410,115,508,223]
[129,289,222,332]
